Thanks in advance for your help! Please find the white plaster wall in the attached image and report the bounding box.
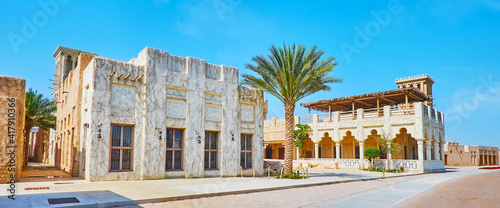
[85,57,145,181]
[80,47,264,181]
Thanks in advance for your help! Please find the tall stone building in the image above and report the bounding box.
[52,47,97,176]
[52,46,265,181]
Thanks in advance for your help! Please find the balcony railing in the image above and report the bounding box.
[339,111,356,121]
[319,114,334,123]
[265,103,444,126]
[363,107,384,118]
[299,116,312,124]
[391,104,415,116]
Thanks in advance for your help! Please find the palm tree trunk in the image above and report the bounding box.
[284,104,295,173]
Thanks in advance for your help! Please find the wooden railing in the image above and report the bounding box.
[319,114,334,123]
[339,111,356,121]
[363,107,384,118]
[391,104,415,116]
[299,116,312,124]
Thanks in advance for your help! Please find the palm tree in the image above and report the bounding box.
[242,43,341,173]
[23,88,56,167]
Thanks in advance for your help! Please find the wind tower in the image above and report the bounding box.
[395,74,434,107]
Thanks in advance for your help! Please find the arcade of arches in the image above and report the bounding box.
[298,128,423,160]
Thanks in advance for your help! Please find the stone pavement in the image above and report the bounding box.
[394,169,500,208]
[323,167,495,208]
[20,162,78,183]
[127,167,493,208]
[0,168,416,208]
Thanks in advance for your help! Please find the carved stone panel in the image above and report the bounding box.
[167,88,186,99]
[241,104,254,122]
[112,84,136,109]
[205,93,222,104]
[205,104,222,122]
[167,99,186,119]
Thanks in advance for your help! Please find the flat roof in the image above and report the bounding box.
[300,87,431,112]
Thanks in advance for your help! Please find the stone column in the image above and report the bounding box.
[335,141,340,160]
[426,140,432,161]
[433,141,439,160]
[440,142,445,160]
[417,139,425,173]
[387,141,392,169]
[359,141,365,168]
[314,142,319,159]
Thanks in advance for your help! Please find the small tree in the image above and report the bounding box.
[293,124,311,148]
[378,133,402,170]
[364,148,380,170]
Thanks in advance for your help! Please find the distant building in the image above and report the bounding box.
[444,142,498,166]
[52,46,265,181]
[264,75,445,173]
[28,127,50,163]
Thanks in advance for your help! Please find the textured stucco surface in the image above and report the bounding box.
[77,47,264,181]
[0,76,25,183]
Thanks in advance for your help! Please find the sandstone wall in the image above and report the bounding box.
[0,76,25,184]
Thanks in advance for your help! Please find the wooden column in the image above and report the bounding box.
[377,98,380,117]
[308,107,311,123]
[352,101,355,120]
[329,105,332,119]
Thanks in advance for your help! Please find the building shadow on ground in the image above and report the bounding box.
[0,190,141,207]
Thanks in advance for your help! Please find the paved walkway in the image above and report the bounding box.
[0,167,494,208]
[128,167,493,208]
[322,167,496,208]
[20,162,78,182]
[0,168,415,207]
[394,169,500,207]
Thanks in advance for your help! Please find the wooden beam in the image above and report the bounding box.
[375,94,397,105]
[328,101,351,111]
[407,92,424,101]
[352,99,373,108]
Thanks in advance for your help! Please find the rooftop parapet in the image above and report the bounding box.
[395,74,434,84]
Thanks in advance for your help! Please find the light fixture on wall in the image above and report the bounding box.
[230,131,234,141]
[97,123,102,139]
[155,127,162,140]
[196,130,201,144]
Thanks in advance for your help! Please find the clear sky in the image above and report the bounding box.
[1,0,499,147]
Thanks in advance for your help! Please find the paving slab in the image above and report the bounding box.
[0,168,420,208]
[320,167,495,208]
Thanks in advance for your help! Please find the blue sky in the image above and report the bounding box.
[1,0,499,147]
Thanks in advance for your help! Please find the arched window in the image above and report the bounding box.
[63,55,73,81]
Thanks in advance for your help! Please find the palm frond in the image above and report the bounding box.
[242,43,341,105]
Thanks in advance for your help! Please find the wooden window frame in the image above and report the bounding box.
[204,131,218,170]
[241,134,253,169]
[110,124,134,172]
[166,128,183,171]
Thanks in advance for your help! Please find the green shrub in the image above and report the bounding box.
[276,170,302,179]
[364,148,380,162]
